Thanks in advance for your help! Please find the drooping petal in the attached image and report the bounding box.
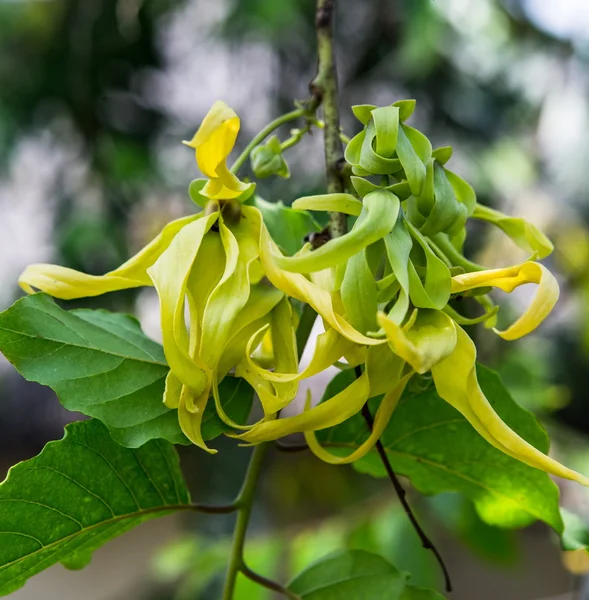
[378,309,457,374]
[273,189,400,273]
[198,219,253,368]
[450,261,559,340]
[217,283,283,377]
[233,368,371,443]
[178,384,216,453]
[236,297,299,416]
[304,372,413,464]
[473,204,553,259]
[244,323,356,385]
[431,326,589,486]
[19,215,198,299]
[147,213,218,392]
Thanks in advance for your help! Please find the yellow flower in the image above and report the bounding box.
[19,101,295,452]
[182,101,252,200]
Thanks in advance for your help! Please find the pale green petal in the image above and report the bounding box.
[378,309,457,374]
[431,326,589,485]
[293,194,363,216]
[233,368,371,443]
[473,204,553,259]
[19,215,198,299]
[304,373,412,464]
[246,204,385,346]
[147,214,217,392]
[274,189,399,273]
[199,219,254,368]
[405,221,452,310]
[340,249,378,334]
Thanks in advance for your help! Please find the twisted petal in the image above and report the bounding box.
[198,220,253,368]
[233,368,371,443]
[450,261,559,340]
[431,326,589,485]
[183,101,239,178]
[200,163,252,200]
[473,204,553,259]
[378,309,457,374]
[244,324,355,385]
[235,297,299,415]
[273,189,400,273]
[304,372,413,464]
[147,214,218,393]
[19,215,198,299]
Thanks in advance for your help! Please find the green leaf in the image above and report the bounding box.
[0,293,253,447]
[288,550,408,599]
[253,196,321,256]
[560,509,589,551]
[317,365,563,531]
[0,419,190,596]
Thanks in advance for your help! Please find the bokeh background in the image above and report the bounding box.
[1,0,589,598]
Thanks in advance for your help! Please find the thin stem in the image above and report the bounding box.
[356,369,453,593]
[222,442,270,600]
[189,502,237,514]
[241,564,301,599]
[296,303,318,361]
[311,0,346,238]
[230,108,306,174]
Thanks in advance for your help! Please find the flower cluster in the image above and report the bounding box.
[19,100,589,486]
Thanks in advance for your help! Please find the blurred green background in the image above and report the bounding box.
[1,0,589,598]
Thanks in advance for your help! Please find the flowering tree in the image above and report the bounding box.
[0,1,583,599]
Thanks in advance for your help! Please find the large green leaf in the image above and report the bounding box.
[253,196,321,255]
[288,550,407,599]
[288,550,444,600]
[0,419,191,596]
[0,293,253,447]
[317,365,563,531]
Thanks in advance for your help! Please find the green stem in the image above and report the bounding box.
[230,108,306,175]
[221,442,270,600]
[241,565,301,599]
[312,0,346,238]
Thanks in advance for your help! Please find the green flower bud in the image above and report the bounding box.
[250,135,290,179]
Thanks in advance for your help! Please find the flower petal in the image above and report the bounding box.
[378,309,457,374]
[304,372,413,464]
[147,214,218,392]
[245,204,385,346]
[19,215,198,299]
[273,189,399,273]
[431,326,589,485]
[473,204,553,259]
[233,368,371,443]
[451,261,559,340]
[293,193,363,216]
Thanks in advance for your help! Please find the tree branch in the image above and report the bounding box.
[311,0,346,238]
[356,368,453,592]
